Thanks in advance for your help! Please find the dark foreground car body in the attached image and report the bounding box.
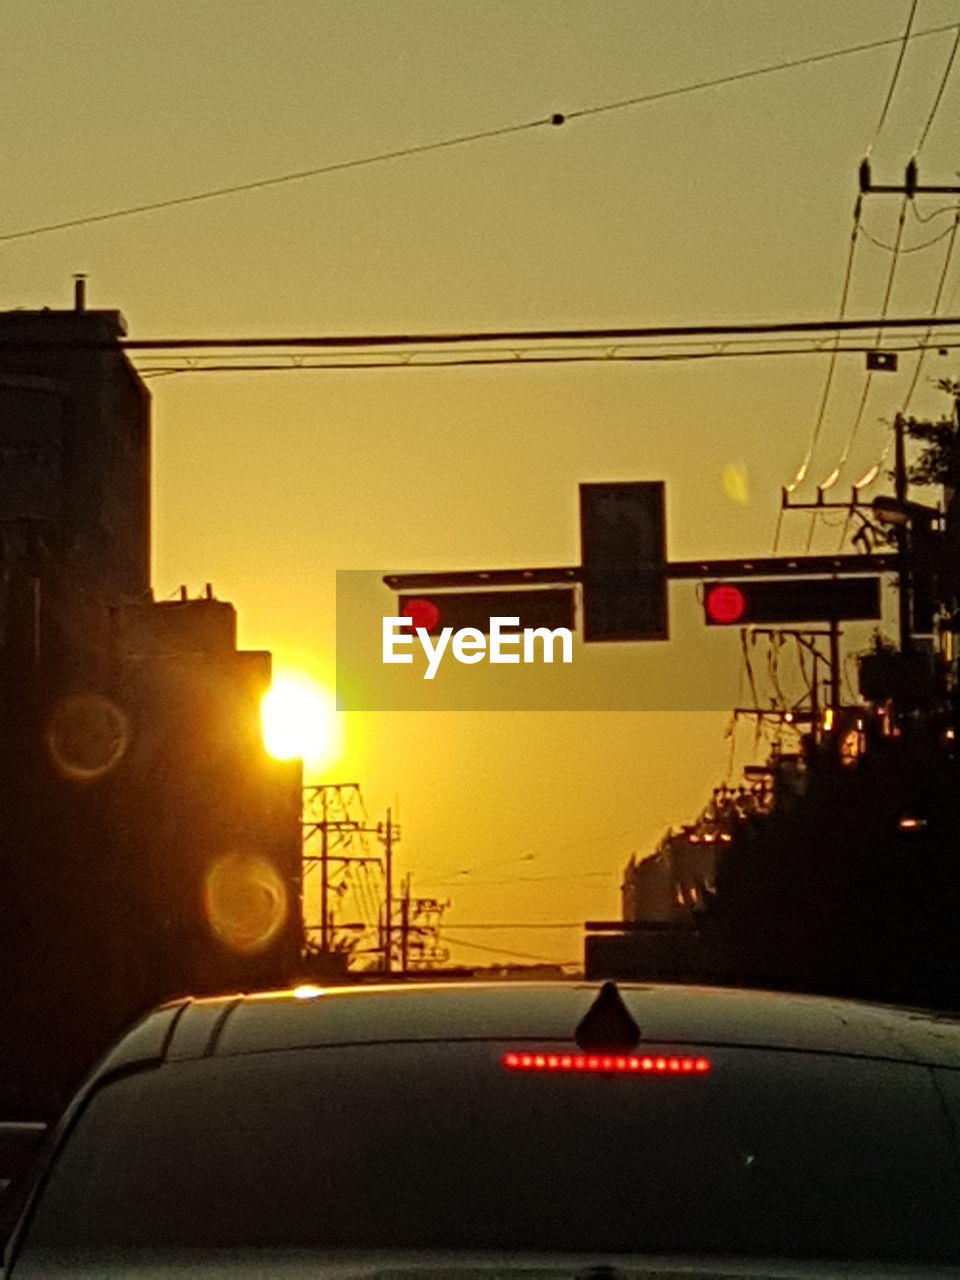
[7,980,960,1278]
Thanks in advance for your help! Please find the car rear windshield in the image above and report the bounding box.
[20,1041,960,1263]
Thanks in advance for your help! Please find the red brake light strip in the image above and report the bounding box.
[503,1052,711,1074]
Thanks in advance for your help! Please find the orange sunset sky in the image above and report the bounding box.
[4,0,959,964]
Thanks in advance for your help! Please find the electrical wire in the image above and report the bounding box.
[437,934,575,964]
[130,331,953,363]
[423,871,613,888]
[767,635,789,710]
[911,199,960,224]
[779,1,937,553]
[779,0,917,543]
[741,631,761,712]
[779,203,862,517]
[898,213,960,416]
[914,17,960,154]
[830,195,908,469]
[12,313,960,352]
[441,922,583,929]
[848,209,960,504]
[0,117,552,245]
[2,21,959,245]
[841,12,960,520]
[133,334,960,378]
[866,0,918,152]
[851,8,960,525]
[416,829,639,882]
[807,195,909,551]
[859,219,958,253]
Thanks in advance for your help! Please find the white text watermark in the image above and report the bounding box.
[382,616,573,679]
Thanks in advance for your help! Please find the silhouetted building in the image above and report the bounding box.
[0,296,302,1120]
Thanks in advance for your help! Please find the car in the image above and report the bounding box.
[6,978,960,1277]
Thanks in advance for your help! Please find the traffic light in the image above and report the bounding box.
[580,482,668,641]
[703,577,881,626]
[397,588,575,636]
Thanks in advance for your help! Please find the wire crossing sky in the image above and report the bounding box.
[2,18,959,245]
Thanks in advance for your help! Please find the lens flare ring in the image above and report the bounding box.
[203,851,289,954]
[46,693,130,781]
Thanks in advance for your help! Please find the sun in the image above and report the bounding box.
[260,673,342,771]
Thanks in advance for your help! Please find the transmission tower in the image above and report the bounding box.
[302,784,385,965]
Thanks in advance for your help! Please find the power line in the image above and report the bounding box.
[136,343,960,376]
[829,16,960,514]
[437,933,575,964]
[130,332,960,361]
[793,0,916,529]
[565,20,952,122]
[14,312,960,352]
[846,205,960,514]
[814,196,909,507]
[900,213,960,416]
[0,117,553,245]
[2,21,959,246]
[910,199,960,224]
[427,872,615,887]
[133,337,960,377]
[830,16,960,506]
[867,0,918,151]
[847,189,960,503]
[779,201,862,509]
[779,5,948,551]
[915,17,960,153]
[441,922,583,929]
[859,218,958,253]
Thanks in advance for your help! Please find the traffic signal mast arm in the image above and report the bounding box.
[384,553,896,592]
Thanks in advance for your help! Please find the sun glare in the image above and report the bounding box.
[261,674,342,770]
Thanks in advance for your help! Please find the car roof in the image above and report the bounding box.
[93,980,960,1079]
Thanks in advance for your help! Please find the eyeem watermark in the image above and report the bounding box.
[383,615,573,680]
[336,570,744,711]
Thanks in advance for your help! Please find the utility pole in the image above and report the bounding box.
[379,807,399,973]
[894,412,912,656]
[828,617,841,709]
[319,787,329,950]
[736,627,837,734]
[302,784,385,962]
[400,873,411,974]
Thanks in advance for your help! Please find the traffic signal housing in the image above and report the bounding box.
[580,481,668,641]
[703,577,881,626]
[397,588,575,636]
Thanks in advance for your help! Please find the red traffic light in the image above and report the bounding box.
[702,577,881,626]
[397,589,575,636]
[401,598,441,633]
[704,583,747,625]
